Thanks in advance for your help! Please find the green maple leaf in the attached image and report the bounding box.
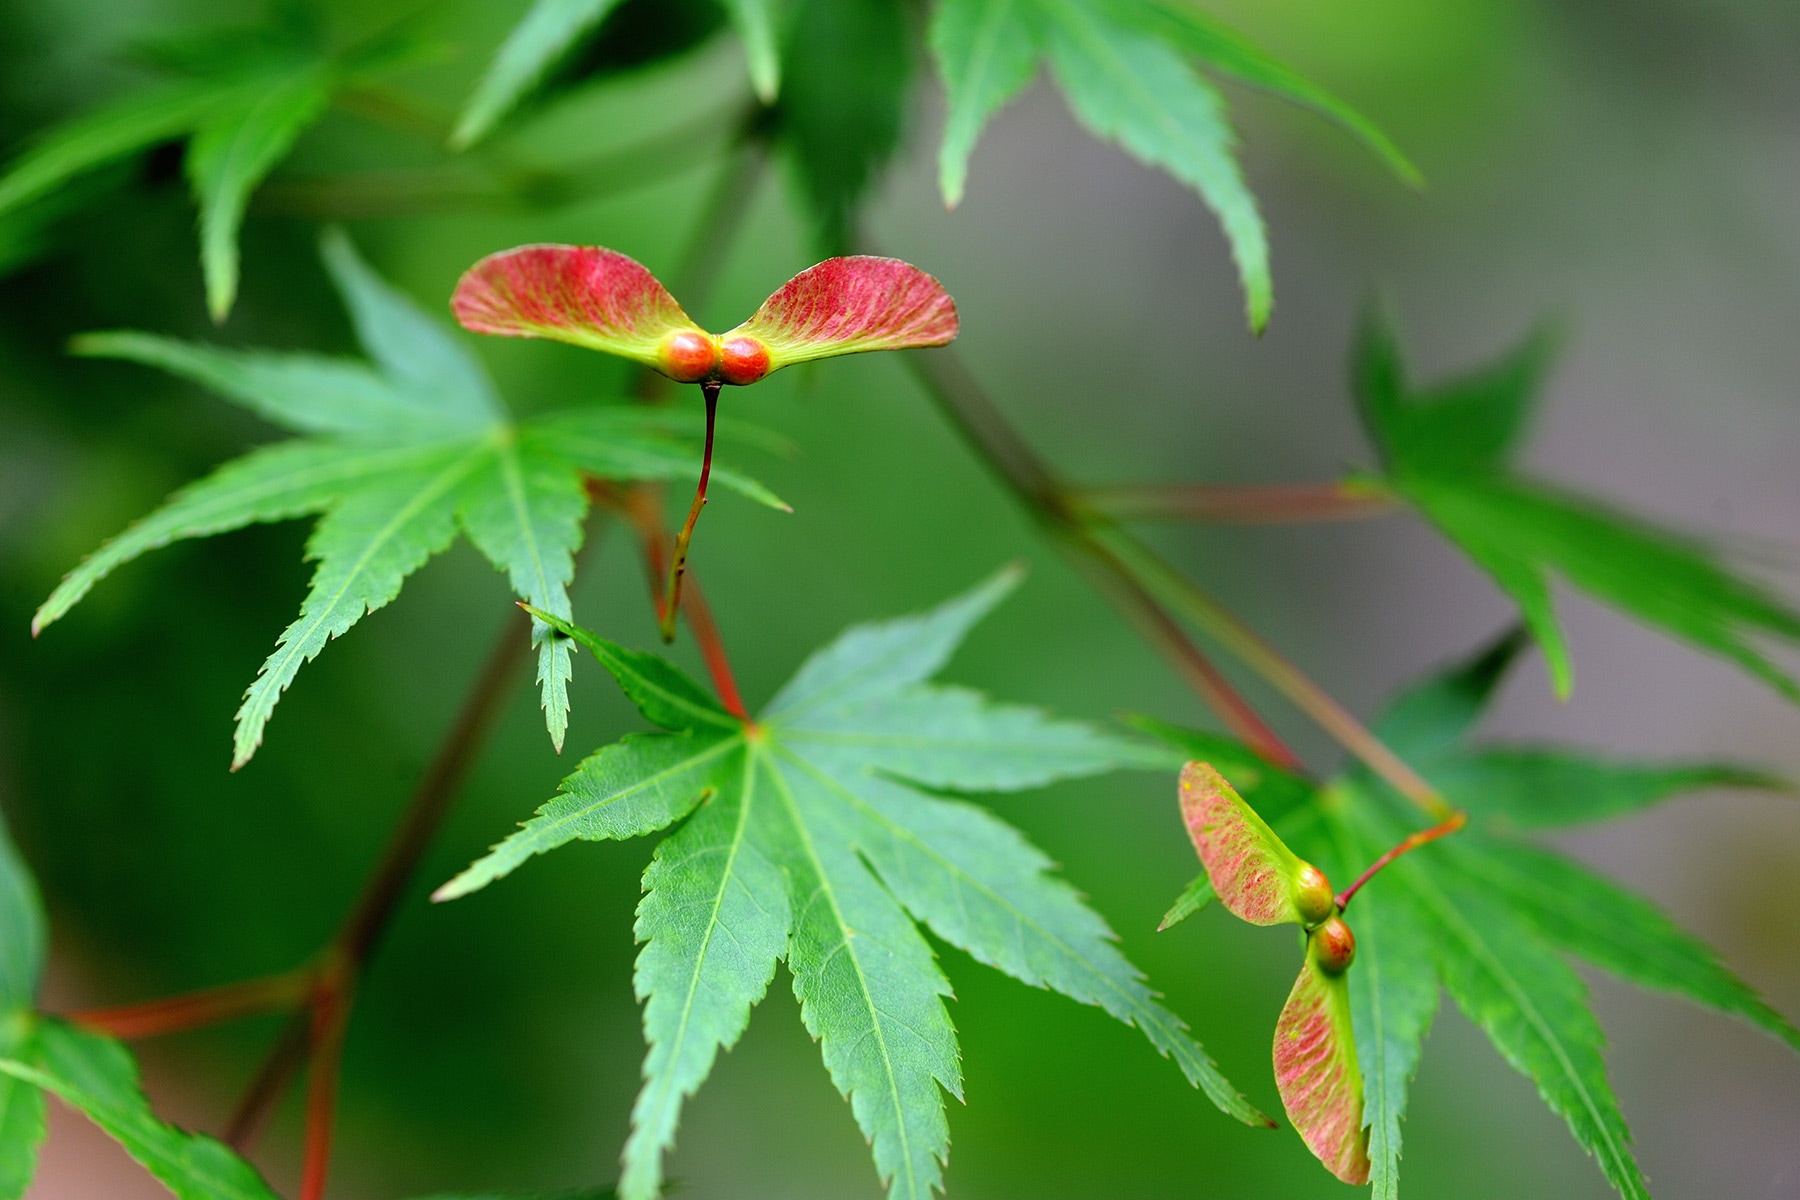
[31,229,783,768]
[930,0,1419,331]
[0,808,280,1200]
[451,0,783,149]
[438,568,1268,1200]
[1147,630,1799,1198]
[0,23,415,318]
[1352,311,1800,702]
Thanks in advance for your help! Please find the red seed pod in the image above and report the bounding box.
[659,331,718,383]
[719,336,771,386]
[1293,862,1336,928]
[1310,915,1357,976]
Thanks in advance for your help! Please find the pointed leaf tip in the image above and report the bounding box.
[451,243,705,375]
[1179,762,1326,926]
[1275,934,1370,1185]
[728,256,959,372]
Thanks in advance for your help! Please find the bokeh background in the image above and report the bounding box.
[2,0,1799,1197]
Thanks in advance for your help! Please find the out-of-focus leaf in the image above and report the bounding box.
[452,0,629,149]
[1038,0,1270,330]
[36,235,777,765]
[0,812,44,1017]
[1450,835,1800,1051]
[1103,0,1421,186]
[185,64,335,320]
[1127,714,1316,820]
[1355,314,1800,701]
[319,227,503,427]
[726,256,959,370]
[1402,475,1800,701]
[1430,751,1787,829]
[0,1022,279,1200]
[1367,626,1526,763]
[720,0,781,102]
[443,571,1263,1200]
[930,0,1039,208]
[0,808,45,1200]
[777,0,913,252]
[0,82,233,216]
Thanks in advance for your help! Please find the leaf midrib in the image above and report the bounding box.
[1401,863,1642,1195]
[760,743,923,1198]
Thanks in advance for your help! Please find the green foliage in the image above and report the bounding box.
[0,809,278,1200]
[1354,313,1800,701]
[0,1022,279,1200]
[1147,631,1800,1197]
[778,0,914,253]
[929,0,1416,330]
[0,25,406,317]
[440,570,1263,1200]
[453,0,781,148]
[32,231,781,767]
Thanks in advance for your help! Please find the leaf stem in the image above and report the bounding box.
[902,346,1302,768]
[1095,529,1451,817]
[1335,810,1467,909]
[1074,480,1398,524]
[222,603,538,1163]
[661,381,721,644]
[67,969,312,1040]
[600,480,751,721]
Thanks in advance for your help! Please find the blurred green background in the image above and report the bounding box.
[2,0,1799,1197]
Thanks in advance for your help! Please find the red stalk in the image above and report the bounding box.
[69,969,310,1040]
[1335,811,1468,910]
[661,380,721,643]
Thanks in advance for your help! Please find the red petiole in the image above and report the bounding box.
[1335,810,1468,910]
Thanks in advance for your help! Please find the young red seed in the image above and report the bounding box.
[719,335,770,386]
[1310,915,1357,975]
[1293,862,1336,928]
[659,331,718,383]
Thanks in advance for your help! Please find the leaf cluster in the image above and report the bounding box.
[32,230,782,767]
[0,17,416,318]
[1352,314,1800,702]
[439,569,1267,1200]
[1151,630,1799,1198]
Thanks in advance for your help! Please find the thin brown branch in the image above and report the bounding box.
[68,970,310,1041]
[603,480,750,720]
[902,347,1302,768]
[1076,480,1399,524]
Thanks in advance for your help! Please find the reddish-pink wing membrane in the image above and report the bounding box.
[1180,762,1334,927]
[451,244,713,381]
[725,255,958,372]
[1274,919,1371,1185]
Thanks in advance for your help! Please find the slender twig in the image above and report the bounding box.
[903,347,1301,767]
[1096,529,1451,818]
[222,605,536,1166]
[298,973,353,1200]
[1076,480,1399,524]
[1335,811,1468,909]
[601,481,750,720]
[660,382,722,643]
[225,1009,309,1149]
[68,970,311,1041]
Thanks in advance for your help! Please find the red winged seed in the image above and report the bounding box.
[1274,935,1371,1185]
[728,256,959,368]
